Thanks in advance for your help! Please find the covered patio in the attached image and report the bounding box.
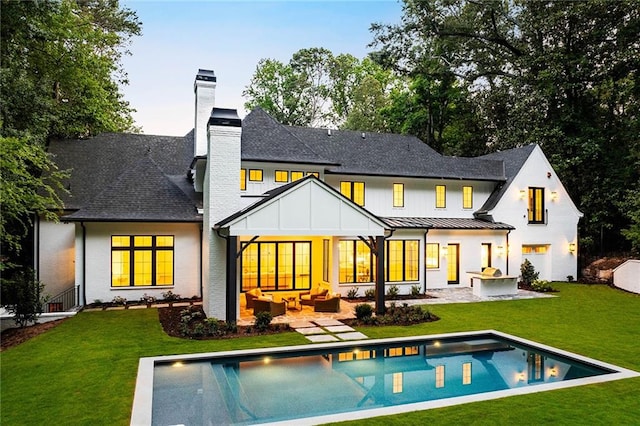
[213,176,392,322]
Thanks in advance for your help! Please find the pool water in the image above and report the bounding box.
[139,331,636,425]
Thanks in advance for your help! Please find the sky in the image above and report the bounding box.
[120,0,404,136]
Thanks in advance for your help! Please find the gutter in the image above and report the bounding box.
[81,221,87,306]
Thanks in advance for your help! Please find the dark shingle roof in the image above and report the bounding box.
[63,156,201,222]
[49,132,200,221]
[383,217,514,230]
[241,108,506,181]
[475,144,536,214]
[241,108,336,165]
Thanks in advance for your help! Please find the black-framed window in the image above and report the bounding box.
[291,171,304,181]
[463,186,473,209]
[426,243,439,269]
[340,181,365,206]
[339,240,375,283]
[322,239,329,282]
[386,240,419,281]
[240,241,311,291]
[275,170,289,182]
[249,169,263,181]
[436,185,446,208]
[528,187,545,223]
[240,169,246,191]
[393,183,404,207]
[111,235,174,287]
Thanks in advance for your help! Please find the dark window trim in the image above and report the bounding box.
[528,187,545,224]
[240,240,312,291]
[447,243,459,284]
[240,168,246,191]
[340,181,365,206]
[436,185,447,208]
[426,242,440,269]
[339,239,374,284]
[275,170,289,183]
[385,239,419,282]
[393,183,404,207]
[463,186,473,209]
[111,235,174,287]
[248,169,263,182]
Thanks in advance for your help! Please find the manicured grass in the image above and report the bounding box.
[1,283,639,425]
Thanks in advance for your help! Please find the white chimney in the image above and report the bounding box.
[194,69,216,157]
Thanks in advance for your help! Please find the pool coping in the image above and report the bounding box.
[130,330,640,425]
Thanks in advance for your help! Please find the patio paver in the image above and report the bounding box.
[324,325,355,333]
[335,332,368,340]
[296,327,326,335]
[306,334,340,343]
[313,318,345,327]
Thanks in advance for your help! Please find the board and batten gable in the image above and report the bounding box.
[489,145,582,281]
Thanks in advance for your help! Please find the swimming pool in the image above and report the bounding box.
[131,330,639,425]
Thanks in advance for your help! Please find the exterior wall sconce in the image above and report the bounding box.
[519,189,526,199]
[441,245,448,256]
[551,191,558,201]
[568,243,576,254]
[496,245,505,256]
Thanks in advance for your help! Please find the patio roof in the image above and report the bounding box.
[383,217,514,230]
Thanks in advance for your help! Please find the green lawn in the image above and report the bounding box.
[1,283,639,425]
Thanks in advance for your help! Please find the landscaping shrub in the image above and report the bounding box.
[0,269,47,327]
[346,287,359,299]
[161,290,180,302]
[179,306,204,337]
[411,284,422,297]
[364,288,375,300]
[520,259,539,286]
[355,303,373,321]
[386,284,400,298]
[377,303,434,326]
[139,293,157,305]
[111,295,127,306]
[531,279,556,292]
[254,311,272,331]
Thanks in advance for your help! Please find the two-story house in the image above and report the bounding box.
[36,69,582,321]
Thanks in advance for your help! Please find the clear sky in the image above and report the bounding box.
[120,0,404,136]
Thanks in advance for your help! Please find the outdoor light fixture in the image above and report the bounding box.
[441,246,448,256]
[496,246,504,256]
[551,191,558,201]
[519,189,526,199]
[569,243,576,254]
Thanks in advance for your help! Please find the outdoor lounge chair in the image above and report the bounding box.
[300,283,330,306]
[253,299,286,317]
[313,293,341,313]
[244,288,271,309]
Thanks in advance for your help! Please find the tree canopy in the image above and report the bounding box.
[0,0,141,266]
[370,0,640,255]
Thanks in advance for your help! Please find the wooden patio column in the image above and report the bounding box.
[225,235,238,323]
[375,235,385,315]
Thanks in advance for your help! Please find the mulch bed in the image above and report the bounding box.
[343,293,435,304]
[1,319,68,352]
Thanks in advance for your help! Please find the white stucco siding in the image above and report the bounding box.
[37,219,76,298]
[425,229,509,289]
[490,146,582,281]
[80,222,201,304]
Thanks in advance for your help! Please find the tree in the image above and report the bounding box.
[0,0,141,267]
[244,49,398,128]
[372,0,640,254]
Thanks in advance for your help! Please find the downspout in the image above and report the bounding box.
[199,225,203,298]
[34,214,40,281]
[81,221,87,307]
[506,229,511,276]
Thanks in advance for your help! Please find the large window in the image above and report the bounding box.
[426,243,440,269]
[528,187,545,223]
[463,186,473,209]
[291,171,304,181]
[386,240,419,281]
[393,183,404,207]
[436,185,446,208]
[240,241,311,291]
[340,181,365,206]
[339,240,375,283]
[111,235,174,287]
